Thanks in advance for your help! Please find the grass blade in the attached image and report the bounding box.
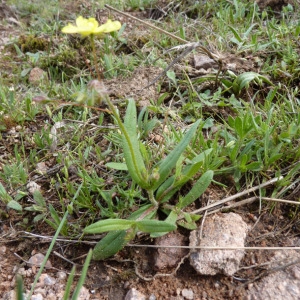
[72,249,93,300]
[63,266,76,300]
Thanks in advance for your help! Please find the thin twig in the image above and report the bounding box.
[207,196,257,215]
[207,196,300,215]
[127,244,300,250]
[188,176,283,217]
[22,232,98,245]
[105,4,188,44]
[53,251,77,266]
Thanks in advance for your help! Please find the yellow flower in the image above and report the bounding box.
[62,16,121,37]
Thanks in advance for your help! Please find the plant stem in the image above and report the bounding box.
[148,189,158,207]
[90,35,101,80]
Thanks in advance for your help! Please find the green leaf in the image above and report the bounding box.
[33,214,45,222]
[152,120,200,190]
[105,162,128,170]
[233,72,273,94]
[155,134,210,203]
[178,212,202,230]
[190,148,213,164]
[47,204,68,235]
[122,99,149,188]
[156,161,204,203]
[14,191,27,201]
[228,25,243,42]
[84,219,135,234]
[136,219,177,233]
[129,204,157,221]
[178,170,213,209]
[33,190,46,207]
[91,204,158,260]
[246,161,262,171]
[150,210,178,238]
[24,204,46,212]
[235,116,244,139]
[93,230,128,260]
[268,153,283,165]
[166,70,177,85]
[21,68,32,77]
[7,200,22,211]
[177,219,197,230]
[49,204,61,226]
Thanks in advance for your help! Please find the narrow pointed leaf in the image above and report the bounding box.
[178,170,213,209]
[152,120,200,190]
[7,200,22,211]
[150,210,178,238]
[122,99,149,188]
[136,219,177,233]
[92,230,128,260]
[84,219,135,234]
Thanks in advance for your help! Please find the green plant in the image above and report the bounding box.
[59,16,214,259]
[83,98,213,259]
[222,71,273,95]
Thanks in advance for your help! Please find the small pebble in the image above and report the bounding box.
[0,246,7,254]
[123,281,130,289]
[291,266,300,279]
[26,181,41,195]
[34,287,46,297]
[78,286,90,300]
[28,253,52,268]
[39,273,56,286]
[31,294,43,300]
[124,288,146,300]
[149,294,156,300]
[57,271,67,281]
[47,292,57,300]
[182,288,194,300]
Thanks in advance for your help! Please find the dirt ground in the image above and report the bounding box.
[0,0,300,299]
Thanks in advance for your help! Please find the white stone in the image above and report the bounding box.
[181,288,194,299]
[31,293,44,300]
[26,181,41,195]
[124,288,146,300]
[57,271,67,281]
[189,213,248,276]
[38,273,56,286]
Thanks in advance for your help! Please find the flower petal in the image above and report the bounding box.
[61,16,121,37]
[75,16,86,27]
[87,18,99,29]
[95,19,121,34]
[61,24,80,34]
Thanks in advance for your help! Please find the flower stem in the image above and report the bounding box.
[90,35,102,80]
